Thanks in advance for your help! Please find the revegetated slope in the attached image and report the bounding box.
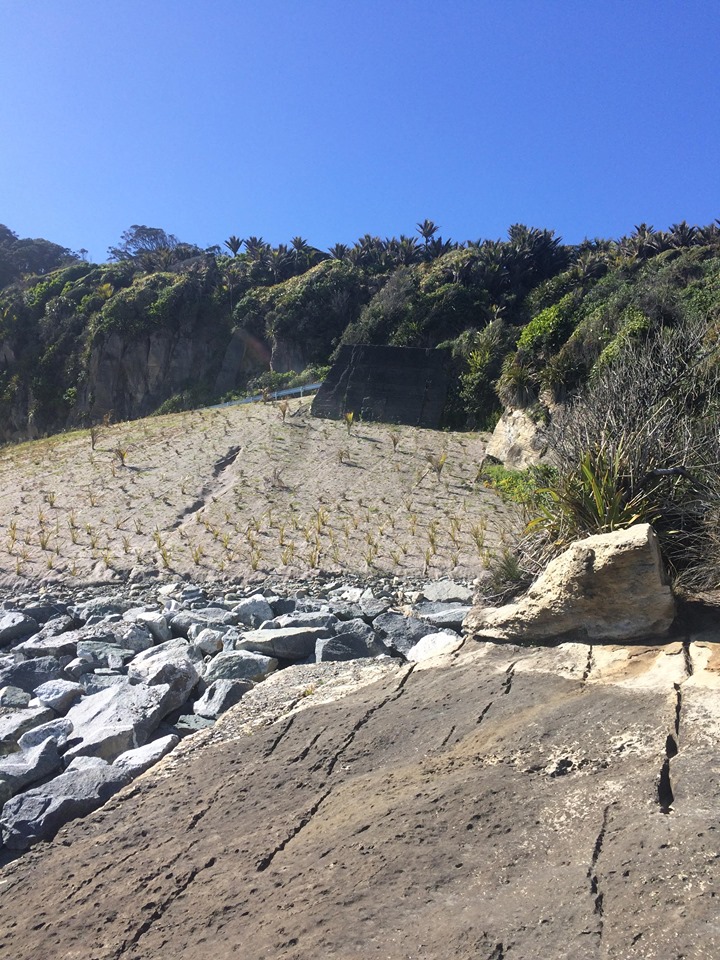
[1,636,718,959]
[0,397,514,590]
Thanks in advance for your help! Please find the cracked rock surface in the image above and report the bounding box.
[1,630,719,959]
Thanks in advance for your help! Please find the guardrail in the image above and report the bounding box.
[208,381,323,410]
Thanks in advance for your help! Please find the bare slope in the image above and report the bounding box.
[0,399,513,590]
[1,638,718,958]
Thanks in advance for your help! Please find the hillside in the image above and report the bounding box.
[2,220,719,443]
[0,398,513,591]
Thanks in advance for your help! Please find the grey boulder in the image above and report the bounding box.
[233,595,275,627]
[0,612,39,647]
[0,736,62,805]
[373,613,435,656]
[113,734,179,777]
[62,680,178,763]
[0,705,56,756]
[193,679,252,718]
[203,651,277,685]
[0,656,64,693]
[235,626,331,661]
[0,763,131,850]
[32,679,84,713]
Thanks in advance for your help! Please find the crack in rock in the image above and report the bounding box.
[439,725,456,749]
[683,640,694,677]
[587,804,611,935]
[582,645,594,682]
[658,684,683,814]
[114,856,216,957]
[264,715,297,758]
[322,665,416,776]
[502,662,516,696]
[477,702,493,725]
[255,789,332,873]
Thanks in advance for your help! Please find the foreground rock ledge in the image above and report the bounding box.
[0,634,718,959]
[466,523,676,643]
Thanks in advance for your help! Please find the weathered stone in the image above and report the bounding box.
[17,717,74,752]
[169,608,238,638]
[124,609,171,643]
[315,633,388,662]
[266,612,339,631]
[0,612,39,647]
[192,628,225,655]
[466,524,676,643]
[71,596,135,624]
[0,685,31,708]
[485,406,549,469]
[0,736,62,805]
[76,639,137,668]
[203,651,277,685]
[359,597,391,620]
[18,600,69,624]
[420,579,474,604]
[127,644,200,711]
[233,595,275,627]
[373,612,435,656]
[113,734,179,777]
[0,705,56,756]
[406,631,464,662]
[193,679,252,718]
[0,656,64,694]
[235,626,331,661]
[410,601,471,629]
[62,680,177,763]
[32,679,84,713]
[0,764,131,850]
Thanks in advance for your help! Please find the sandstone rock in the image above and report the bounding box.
[0,612,39,647]
[193,679,252,718]
[466,523,676,642]
[235,626,331,661]
[485,406,549,469]
[113,734,179,777]
[406,631,464,662]
[0,764,131,850]
[232,595,275,628]
[32,679,83,713]
[203,651,277,685]
[0,736,62,805]
[373,612,435,656]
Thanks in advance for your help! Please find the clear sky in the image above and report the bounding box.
[1,1,718,261]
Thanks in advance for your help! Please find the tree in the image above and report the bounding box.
[224,235,243,257]
[108,225,179,262]
[416,219,439,244]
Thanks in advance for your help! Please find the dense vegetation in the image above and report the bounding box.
[1,218,720,438]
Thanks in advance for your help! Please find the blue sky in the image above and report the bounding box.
[1,1,718,261]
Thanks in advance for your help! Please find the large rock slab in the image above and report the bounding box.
[373,612,435,656]
[0,764,131,850]
[0,736,62,805]
[466,524,676,642]
[235,626,331,661]
[0,612,39,647]
[62,680,177,763]
[0,656,63,693]
[0,705,56,756]
[203,651,277,685]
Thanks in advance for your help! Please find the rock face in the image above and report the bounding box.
[311,344,452,428]
[466,523,676,642]
[1,634,719,957]
[485,406,549,468]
